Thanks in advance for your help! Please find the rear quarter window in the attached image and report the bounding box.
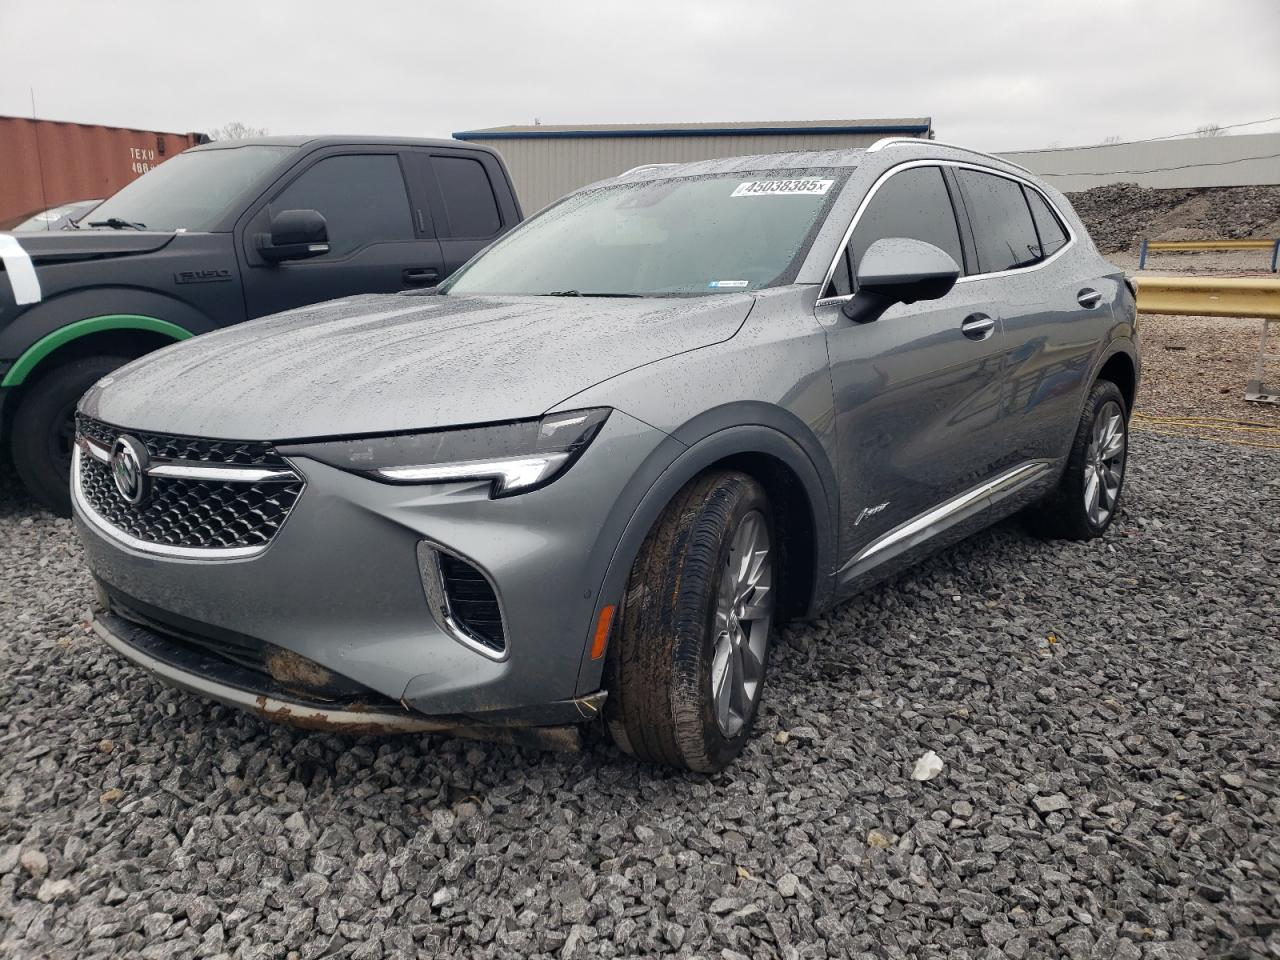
[1025,187,1070,259]
[433,156,502,238]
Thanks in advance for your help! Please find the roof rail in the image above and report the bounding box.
[865,137,1033,175]
[617,162,680,178]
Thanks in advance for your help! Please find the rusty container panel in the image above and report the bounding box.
[0,116,208,225]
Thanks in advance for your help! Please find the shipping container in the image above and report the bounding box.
[0,116,209,227]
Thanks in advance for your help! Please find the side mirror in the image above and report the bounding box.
[841,238,961,323]
[257,209,329,263]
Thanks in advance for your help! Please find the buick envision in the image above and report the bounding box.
[73,140,1138,771]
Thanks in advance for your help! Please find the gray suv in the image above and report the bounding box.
[72,139,1139,772]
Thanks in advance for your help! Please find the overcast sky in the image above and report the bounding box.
[1,0,1277,151]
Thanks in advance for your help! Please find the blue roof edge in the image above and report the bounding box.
[453,123,931,141]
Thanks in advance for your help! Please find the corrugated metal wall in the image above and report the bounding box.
[464,131,916,212]
[0,117,205,224]
[1001,132,1280,192]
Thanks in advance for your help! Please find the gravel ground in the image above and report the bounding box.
[2,427,1278,960]
[1108,248,1280,442]
[1134,314,1280,435]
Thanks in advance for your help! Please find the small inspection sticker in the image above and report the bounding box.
[731,178,834,198]
[708,280,749,289]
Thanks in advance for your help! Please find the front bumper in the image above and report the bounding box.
[74,409,679,723]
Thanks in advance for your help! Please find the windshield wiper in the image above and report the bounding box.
[542,290,643,298]
[87,217,146,230]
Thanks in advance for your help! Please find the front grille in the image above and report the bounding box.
[439,553,506,653]
[75,416,303,553]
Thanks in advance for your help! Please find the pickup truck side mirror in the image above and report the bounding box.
[257,209,330,263]
[841,238,961,323]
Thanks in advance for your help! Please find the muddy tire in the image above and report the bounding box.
[1025,378,1129,541]
[605,470,776,772]
[11,356,128,517]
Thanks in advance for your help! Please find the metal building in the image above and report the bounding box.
[1003,132,1280,192]
[454,118,933,211]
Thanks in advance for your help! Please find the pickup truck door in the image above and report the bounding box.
[400,149,519,278]
[238,151,445,319]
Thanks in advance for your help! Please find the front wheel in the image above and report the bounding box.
[11,356,129,516]
[1025,379,1129,540]
[605,471,776,772]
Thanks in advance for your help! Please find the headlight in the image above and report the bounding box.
[283,408,610,497]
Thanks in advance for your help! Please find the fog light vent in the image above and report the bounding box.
[416,543,507,659]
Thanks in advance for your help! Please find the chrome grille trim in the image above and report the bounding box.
[79,436,299,483]
[73,448,274,560]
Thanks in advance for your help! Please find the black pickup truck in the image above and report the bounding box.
[0,136,523,512]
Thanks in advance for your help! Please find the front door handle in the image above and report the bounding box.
[1077,288,1103,309]
[403,267,439,285]
[961,313,996,340]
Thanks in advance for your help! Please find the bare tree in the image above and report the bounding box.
[211,121,269,140]
[1194,123,1226,138]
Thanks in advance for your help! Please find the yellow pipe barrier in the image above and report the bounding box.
[1132,276,1280,319]
[1139,237,1279,270]
[1144,239,1276,252]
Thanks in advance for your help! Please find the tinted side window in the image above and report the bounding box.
[847,166,964,275]
[1025,187,1069,259]
[271,154,413,258]
[432,156,502,238]
[955,169,1041,273]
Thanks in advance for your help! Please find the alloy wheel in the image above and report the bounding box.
[709,509,774,737]
[1084,400,1126,526]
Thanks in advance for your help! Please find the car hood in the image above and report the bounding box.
[9,230,176,265]
[82,291,753,439]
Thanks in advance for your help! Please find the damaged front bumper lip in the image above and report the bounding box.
[91,612,451,735]
[89,608,607,744]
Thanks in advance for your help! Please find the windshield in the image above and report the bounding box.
[440,171,844,297]
[84,145,295,232]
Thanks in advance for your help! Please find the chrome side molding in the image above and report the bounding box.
[842,459,1053,575]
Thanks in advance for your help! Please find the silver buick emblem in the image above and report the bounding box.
[110,436,150,505]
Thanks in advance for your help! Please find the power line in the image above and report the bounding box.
[1000,115,1280,155]
[1038,152,1280,179]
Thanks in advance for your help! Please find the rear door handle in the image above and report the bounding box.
[403,267,439,285]
[961,313,996,340]
[1077,288,1103,308]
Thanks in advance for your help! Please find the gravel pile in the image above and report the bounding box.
[2,432,1278,959]
[1066,183,1280,254]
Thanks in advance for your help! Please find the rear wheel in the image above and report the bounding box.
[1025,379,1129,540]
[11,356,129,516]
[605,470,776,772]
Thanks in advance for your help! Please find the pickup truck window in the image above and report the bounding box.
[270,154,414,259]
[441,171,841,297]
[81,145,294,233]
[430,156,502,238]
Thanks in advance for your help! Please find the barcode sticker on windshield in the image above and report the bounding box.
[731,179,834,198]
